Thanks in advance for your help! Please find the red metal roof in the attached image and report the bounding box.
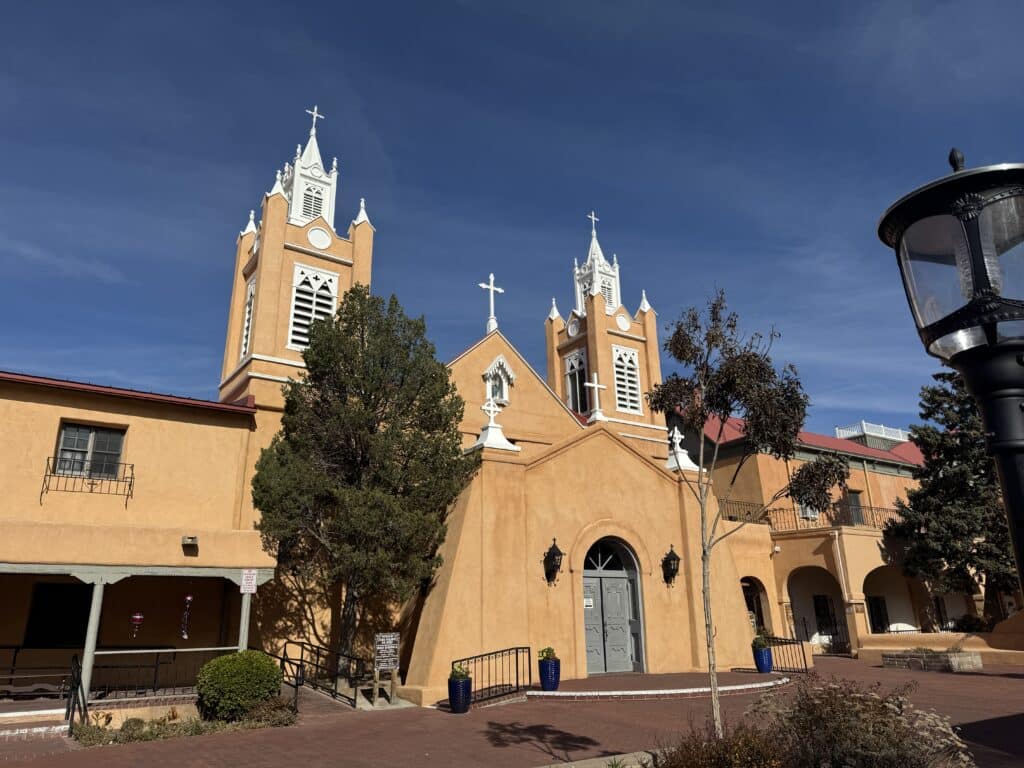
[0,370,257,415]
[700,414,921,467]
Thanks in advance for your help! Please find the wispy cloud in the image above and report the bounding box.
[0,233,127,284]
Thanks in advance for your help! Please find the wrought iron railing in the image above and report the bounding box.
[64,655,88,732]
[88,647,235,699]
[274,641,370,707]
[718,500,772,524]
[716,498,903,533]
[763,635,809,673]
[1,645,71,701]
[450,646,531,704]
[39,456,135,505]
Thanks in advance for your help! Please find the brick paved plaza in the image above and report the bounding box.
[3,658,1022,767]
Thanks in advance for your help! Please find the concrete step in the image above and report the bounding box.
[0,719,69,741]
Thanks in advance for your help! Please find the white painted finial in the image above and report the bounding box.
[478,272,504,334]
[353,197,371,225]
[548,297,561,321]
[638,289,652,313]
[332,156,338,173]
[612,253,618,268]
[587,210,599,236]
[295,144,302,160]
[471,397,521,452]
[306,104,326,136]
[584,373,608,423]
[666,426,699,471]
[268,169,285,197]
[242,209,257,235]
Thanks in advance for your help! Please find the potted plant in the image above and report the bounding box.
[447,664,471,714]
[538,647,560,691]
[751,634,773,673]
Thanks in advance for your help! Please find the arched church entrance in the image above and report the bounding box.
[583,538,645,674]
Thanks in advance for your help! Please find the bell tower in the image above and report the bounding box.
[218,107,375,407]
[545,213,663,436]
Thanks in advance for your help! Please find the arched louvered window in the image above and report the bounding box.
[612,345,642,414]
[564,349,588,414]
[302,185,324,220]
[239,278,256,359]
[288,265,337,349]
[601,279,615,307]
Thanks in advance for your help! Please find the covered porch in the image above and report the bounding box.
[0,563,274,706]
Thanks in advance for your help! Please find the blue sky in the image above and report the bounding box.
[2,1,1021,434]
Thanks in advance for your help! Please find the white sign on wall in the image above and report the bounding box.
[240,569,258,594]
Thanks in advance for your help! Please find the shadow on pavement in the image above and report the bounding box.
[485,720,612,764]
[958,712,1024,760]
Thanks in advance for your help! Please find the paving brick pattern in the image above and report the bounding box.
[1,658,1020,767]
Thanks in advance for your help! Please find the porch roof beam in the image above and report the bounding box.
[0,563,275,586]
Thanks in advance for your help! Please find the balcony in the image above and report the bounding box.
[718,499,901,533]
[39,456,135,506]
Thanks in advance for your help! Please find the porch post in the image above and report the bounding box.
[80,582,105,698]
[238,591,252,652]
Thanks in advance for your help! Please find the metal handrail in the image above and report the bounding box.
[64,655,88,731]
[450,646,531,704]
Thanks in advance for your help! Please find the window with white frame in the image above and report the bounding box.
[483,355,516,404]
[564,349,588,413]
[302,185,324,220]
[56,423,125,478]
[288,264,338,348]
[239,278,256,359]
[612,345,642,414]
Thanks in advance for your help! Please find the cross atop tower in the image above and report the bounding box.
[587,210,599,236]
[478,273,504,334]
[305,105,326,135]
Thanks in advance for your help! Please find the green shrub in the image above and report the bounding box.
[245,696,297,727]
[71,723,117,747]
[751,635,769,651]
[538,646,558,661]
[117,717,147,742]
[751,674,975,768]
[449,663,470,680]
[195,650,283,721]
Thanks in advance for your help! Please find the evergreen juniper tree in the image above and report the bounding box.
[252,285,480,653]
[887,370,1017,624]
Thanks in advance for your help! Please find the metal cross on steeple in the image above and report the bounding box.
[583,372,607,422]
[478,273,504,334]
[587,210,599,236]
[305,105,326,134]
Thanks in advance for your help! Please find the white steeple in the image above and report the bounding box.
[353,197,371,226]
[573,210,621,315]
[281,105,339,230]
[638,289,653,314]
[548,297,561,321]
[241,209,256,236]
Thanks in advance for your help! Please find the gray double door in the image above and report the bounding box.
[584,575,638,674]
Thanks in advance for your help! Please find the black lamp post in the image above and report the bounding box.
[878,149,1024,591]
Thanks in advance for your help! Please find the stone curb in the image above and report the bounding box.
[526,674,789,702]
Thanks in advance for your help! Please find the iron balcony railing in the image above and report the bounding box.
[763,635,809,674]
[450,646,531,705]
[40,456,135,506]
[718,499,902,533]
[88,647,235,700]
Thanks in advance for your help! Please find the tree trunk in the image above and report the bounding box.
[702,545,723,739]
[339,584,359,656]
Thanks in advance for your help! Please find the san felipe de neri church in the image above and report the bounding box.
[4,109,1012,710]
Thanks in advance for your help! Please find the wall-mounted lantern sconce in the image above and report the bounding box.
[661,545,681,585]
[181,535,199,557]
[543,538,564,585]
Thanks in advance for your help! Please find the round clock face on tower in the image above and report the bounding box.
[615,313,631,332]
[307,227,333,250]
[567,318,580,337]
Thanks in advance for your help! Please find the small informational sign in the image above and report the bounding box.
[584,597,595,609]
[374,632,400,671]
[240,568,258,594]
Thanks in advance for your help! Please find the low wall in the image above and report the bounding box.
[857,625,1024,667]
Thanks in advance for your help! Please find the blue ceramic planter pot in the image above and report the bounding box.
[539,658,560,691]
[753,647,773,673]
[448,677,472,713]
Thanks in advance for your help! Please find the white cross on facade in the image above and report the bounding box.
[583,372,607,422]
[481,397,502,426]
[587,210,599,235]
[306,105,326,134]
[478,273,504,334]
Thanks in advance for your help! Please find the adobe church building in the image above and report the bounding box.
[2,111,1021,707]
